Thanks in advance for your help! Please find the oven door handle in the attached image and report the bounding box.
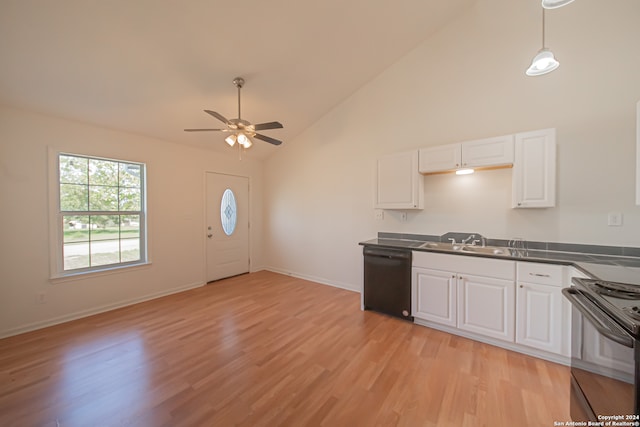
[562,288,634,348]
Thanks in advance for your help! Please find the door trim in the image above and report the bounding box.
[203,171,251,283]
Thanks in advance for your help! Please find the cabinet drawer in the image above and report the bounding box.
[413,251,515,280]
[517,262,563,286]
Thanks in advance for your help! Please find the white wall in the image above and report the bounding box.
[263,0,640,292]
[0,106,264,337]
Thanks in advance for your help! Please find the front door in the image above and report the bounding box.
[206,172,249,282]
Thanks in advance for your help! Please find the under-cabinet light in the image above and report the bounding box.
[455,168,475,175]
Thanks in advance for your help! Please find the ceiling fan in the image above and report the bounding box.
[184,77,283,148]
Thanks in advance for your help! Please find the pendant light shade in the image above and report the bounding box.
[542,0,576,9]
[526,8,559,77]
[526,48,559,76]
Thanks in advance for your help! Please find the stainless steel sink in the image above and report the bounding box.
[459,246,510,256]
[419,241,511,256]
[419,242,460,251]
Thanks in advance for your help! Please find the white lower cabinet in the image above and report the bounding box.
[412,252,571,362]
[413,267,457,327]
[412,252,515,343]
[458,274,515,342]
[515,262,568,357]
[516,282,563,354]
[582,318,635,377]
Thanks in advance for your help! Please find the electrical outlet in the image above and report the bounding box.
[374,210,384,220]
[608,212,623,227]
[36,292,46,304]
[400,212,407,222]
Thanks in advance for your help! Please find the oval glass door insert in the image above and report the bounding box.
[220,188,237,236]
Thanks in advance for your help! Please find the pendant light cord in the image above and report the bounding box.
[542,8,546,49]
[237,85,241,120]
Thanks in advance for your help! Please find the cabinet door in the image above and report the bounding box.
[375,151,423,209]
[412,267,457,326]
[582,319,634,377]
[516,282,563,354]
[418,143,461,173]
[462,135,514,168]
[457,274,515,342]
[512,128,556,208]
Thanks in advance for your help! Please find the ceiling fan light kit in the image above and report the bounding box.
[185,77,283,152]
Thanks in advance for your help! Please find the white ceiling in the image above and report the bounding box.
[0,0,475,158]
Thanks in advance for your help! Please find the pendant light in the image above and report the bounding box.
[542,0,575,9]
[526,8,559,77]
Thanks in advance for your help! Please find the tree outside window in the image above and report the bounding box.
[58,154,146,272]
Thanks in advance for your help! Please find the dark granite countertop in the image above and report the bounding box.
[359,237,640,286]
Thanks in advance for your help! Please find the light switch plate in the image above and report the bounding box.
[607,212,623,226]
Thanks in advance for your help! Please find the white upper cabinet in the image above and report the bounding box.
[418,143,462,172]
[512,128,556,208]
[375,151,424,209]
[462,135,515,168]
[419,135,514,173]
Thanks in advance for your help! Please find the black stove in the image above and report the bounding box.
[573,277,640,338]
[566,277,640,421]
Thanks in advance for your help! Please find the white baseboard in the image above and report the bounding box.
[264,267,360,293]
[0,281,205,339]
[412,318,570,366]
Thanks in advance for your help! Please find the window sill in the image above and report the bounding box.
[49,261,152,284]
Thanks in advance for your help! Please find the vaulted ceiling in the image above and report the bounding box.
[0,0,475,158]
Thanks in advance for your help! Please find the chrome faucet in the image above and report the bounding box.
[447,238,456,244]
[462,234,476,244]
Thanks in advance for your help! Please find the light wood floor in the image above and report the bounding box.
[0,271,570,426]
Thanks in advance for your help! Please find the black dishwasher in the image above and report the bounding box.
[363,246,413,321]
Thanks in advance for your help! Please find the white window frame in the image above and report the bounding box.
[48,148,149,280]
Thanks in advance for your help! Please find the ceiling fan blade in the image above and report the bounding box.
[184,128,227,132]
[204,110,231,124]
[254,133,282,146]
[253,121,284,131]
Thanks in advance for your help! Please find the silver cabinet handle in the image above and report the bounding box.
[529,273,551,278]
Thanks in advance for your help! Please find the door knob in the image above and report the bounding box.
[207,234,213,238]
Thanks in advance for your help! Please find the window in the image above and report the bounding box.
[54,153,147,275]
[220,188,237,236]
